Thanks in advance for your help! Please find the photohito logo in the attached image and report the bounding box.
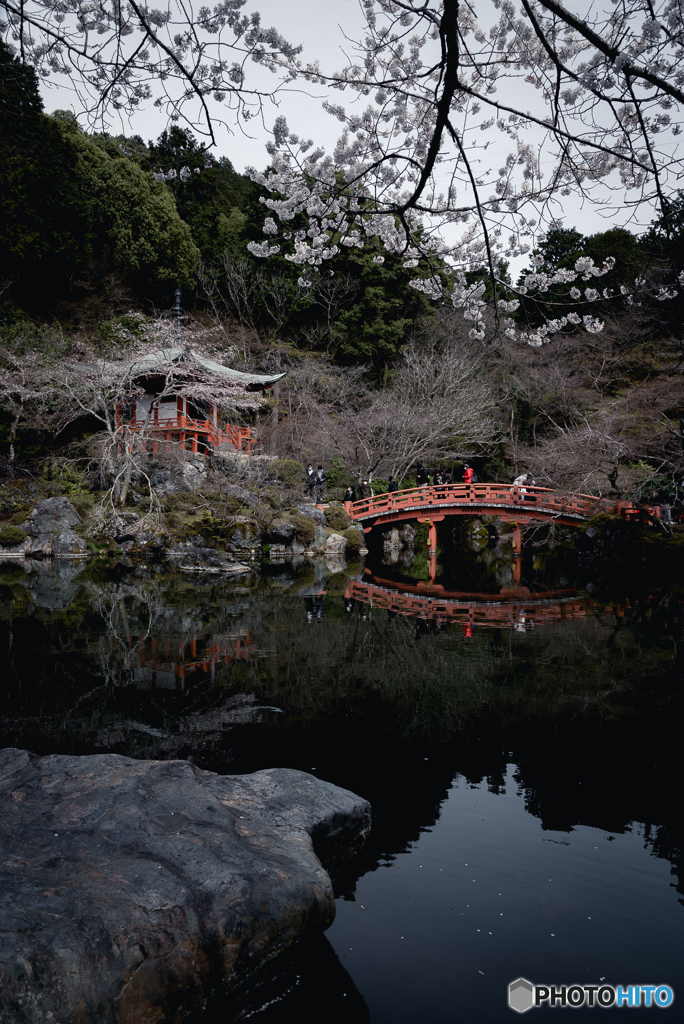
[508,979,675,1012]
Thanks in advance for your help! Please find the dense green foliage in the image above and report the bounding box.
[0,44,199,303]
[109,126,260,265]
[0,51,431,367]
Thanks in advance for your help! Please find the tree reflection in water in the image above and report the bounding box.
[0,554,682,1021]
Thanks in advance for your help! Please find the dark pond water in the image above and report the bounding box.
[1,534,683,1022]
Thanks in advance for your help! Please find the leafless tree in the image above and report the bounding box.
[0,327,261,522]
[260,341,497,479]
[199,257,309,339]
[299,273,361,351]
[517,375,684,495]
[331,341,498,481]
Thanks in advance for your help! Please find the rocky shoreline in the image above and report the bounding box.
[0,490,369,572]
[0,749,371,1024]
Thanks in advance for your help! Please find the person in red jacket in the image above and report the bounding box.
[463,464,474,484]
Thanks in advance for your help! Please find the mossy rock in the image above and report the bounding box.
[324,504,351,531]
[0,524,27,547]
[270,460,306,489]
[259,486,284,510]
[225,519,260,550]
[290,514,316,544]
[163,492,210,511]
[0,484,31,521]
[70,494,96,520]
[343,527,365,552]
[164,512,184,532]
[217,495,245,516]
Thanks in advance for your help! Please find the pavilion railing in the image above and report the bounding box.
[118,415,254,452]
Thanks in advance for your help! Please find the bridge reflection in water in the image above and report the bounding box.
[344,574,605,633]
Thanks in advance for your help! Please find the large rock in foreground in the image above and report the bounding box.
[0,749,371,1024]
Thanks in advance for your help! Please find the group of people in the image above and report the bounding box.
[308,460,539,506]
[343,476,400,503]
[306,463,327,501]
[415,464,473,486]
[336,465,478,504]
[309,461,540,506]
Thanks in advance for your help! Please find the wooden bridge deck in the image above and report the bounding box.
[346,483,637,530]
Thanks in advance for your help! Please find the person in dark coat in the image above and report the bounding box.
[306,463,315,496]
[388,476,399,492]
[415,464,428,486]
[344,485,357,503]
[358,479,372,499]
[314,465,326,500]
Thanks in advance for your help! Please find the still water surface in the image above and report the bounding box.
[0,544,682,1022]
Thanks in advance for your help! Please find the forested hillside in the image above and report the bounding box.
[1,39,682,510]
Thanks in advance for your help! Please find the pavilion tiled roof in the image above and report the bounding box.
[125,348,285,390]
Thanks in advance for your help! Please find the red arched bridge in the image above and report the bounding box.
[345,482,652,533]
[343,483,660,581]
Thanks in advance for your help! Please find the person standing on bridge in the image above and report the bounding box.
[388,476,399,492]
[511,472,529,496]
[358,479,372,499]
[416,464,428,486]
[344,485,357,503]
[463,464,474,484]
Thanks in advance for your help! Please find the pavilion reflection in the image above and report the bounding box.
[115,631,254,689]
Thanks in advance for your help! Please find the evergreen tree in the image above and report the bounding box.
[0,45,200,308]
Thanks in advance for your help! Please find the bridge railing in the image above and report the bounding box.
[347,483,607,521]
[344,580,593,628]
